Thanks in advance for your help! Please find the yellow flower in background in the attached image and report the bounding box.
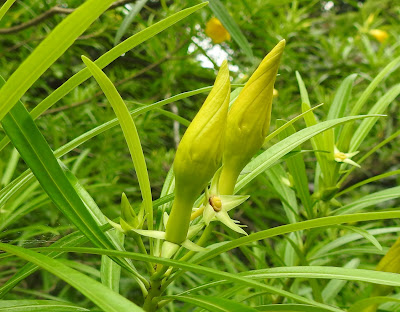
[273,88,279,98]
[205,17,231,44]
[369,29,389,43]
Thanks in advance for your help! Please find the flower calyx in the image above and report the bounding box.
[334,146,361,168]
[203,168,249,235]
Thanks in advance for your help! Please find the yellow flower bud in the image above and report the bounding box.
[165,61,231,244]
[205,17,231,44]
[218,40,285,195]
[369,29,389,43]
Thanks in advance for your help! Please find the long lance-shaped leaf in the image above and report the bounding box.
[189,210,400,266]
[21,247,344,312]
[241,266,400,287]
[350,84,400,152]
[0,232,85,298]
[0,77,137,278]
[81,56,153,232]
[235,115,382,193]
[0,194,172,298]
[29,2,208,120]
[0,2,209,152]
[338,55,400,151]
[0,0,115,122]
[0,300,88,312]
[0,243,144,312]
[178,264,400,289]
[332,186,400,215]
[164,295,258,312]
[4,210,400,311]
[254,304,331,312]
[0,0,17,22]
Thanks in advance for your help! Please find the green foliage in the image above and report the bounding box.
[0,0,399,311]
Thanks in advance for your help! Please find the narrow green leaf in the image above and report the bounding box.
[350,84,400,152]
[209,0,253,59]
[264,103,324,144]
[100,230,124,292]
[277,120,313,218]
[29,246,344,312]
[0,193,171,297]
[192,211,400,266]
[321,258,360,303]
[29,2,208,120]
[39,212,400,312]
[349,297,400,312]
[350,56,400,117]
[0,0,17,22]
[295,71,311,106]
[236,115,380,193]
[0,0,115,122]
[243,266,400,287]
[337,169,400,197]
[0,243,144,312]
[0,2,209,152]
[255,304,338,311]
[333,186,400,215]
[0,300,88,312]
[338,55,400,150]
[327,74,357,121]
[165,295,258,312]
[0,77,136,277]
[296,71,335,187]
[1,147,19,186]
[308,227,400,261]
[328,74,357,142]
[114,0,147,45]
[267,164,298,221]
[339,226,382,250]
[266,164,300,266]
[82,56,153,234]
[337,129,400,187]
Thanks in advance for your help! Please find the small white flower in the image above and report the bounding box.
[334,146,360,168]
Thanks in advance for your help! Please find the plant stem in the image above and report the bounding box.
[143,265,169,312]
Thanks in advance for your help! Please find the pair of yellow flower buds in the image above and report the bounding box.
[165,40,285,244]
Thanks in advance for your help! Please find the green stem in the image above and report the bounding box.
[143,264,170,311]
[133,235,155,275]
[218,166,239,195]
[142,279,162,312]
[165,194,194,244]
[161,224,214,292]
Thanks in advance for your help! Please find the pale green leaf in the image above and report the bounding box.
[0,300,88,312]
[165,295,258,312]
[81,56,153,234]
[0,243,144,312]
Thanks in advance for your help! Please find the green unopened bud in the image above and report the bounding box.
[219,40,285,195]
[165,61,231,244]
[120,193,144,231]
